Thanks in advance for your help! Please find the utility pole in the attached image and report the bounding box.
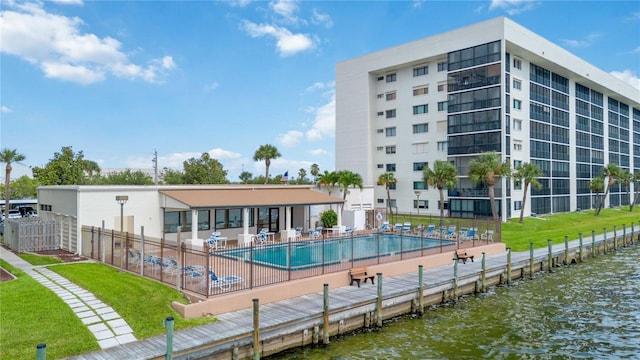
[152,149,158,185]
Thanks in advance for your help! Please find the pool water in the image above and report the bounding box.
[220,234,454,270]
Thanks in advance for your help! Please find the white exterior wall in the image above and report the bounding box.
[336,17,640,220]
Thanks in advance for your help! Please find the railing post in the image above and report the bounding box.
[418,265,424,315]
[36,343,46,360]
[592,230,596,257]
[376,273,383,327]
[547,239,553,272]
[529,242,534,278]
[323,284,330,344]
[632,222,636,244]
[506,248,512,285]
[603,227,608,254]
[613,225,618,250]
[564,235,569,265]
[164,316,174,360]
[578,233,583,263]
[623,224,627,247]
[253,299,260,360]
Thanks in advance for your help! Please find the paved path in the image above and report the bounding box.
[0,247,137,349]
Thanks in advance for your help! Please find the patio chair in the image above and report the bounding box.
[344,226,357,235]
[207,232,226,250]
[380,221,390,232]
[202,270,243,291]
[401,222,412,233]
[444,225,457,239]
[127,248,141,265]
[393,223,403,232]
[481,230,494,242]
[462,228,477,241]
[309,228,322,239]
[423,224,436,237]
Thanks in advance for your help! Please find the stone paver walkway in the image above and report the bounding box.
[0,247,137,349]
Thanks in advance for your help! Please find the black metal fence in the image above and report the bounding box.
[80,217,500,298]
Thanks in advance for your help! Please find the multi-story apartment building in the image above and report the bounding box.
[335,17,640,221]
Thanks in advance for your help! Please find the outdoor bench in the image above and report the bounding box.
[454,249,474,264]
[349,266,375,287]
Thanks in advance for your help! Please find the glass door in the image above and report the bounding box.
[269,207,279,233]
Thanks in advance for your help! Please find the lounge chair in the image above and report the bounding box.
[423,224,436,237]
[202,270,243,291]
[380,221,390,232]
[401,222,412,233]
[393,223,403,232]
[344,226,357,235]
[309,228,322,239]
[444,225,457,239]
[481,230,494,242]
[207,232,226,250]
[461,228,477,241]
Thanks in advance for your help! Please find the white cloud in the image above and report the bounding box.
[207,148,243,160]
[306,93,335,141]
[229,0,253,7]
[632,46,640,54]
[561,33,602,48]
[309,148,329,156]
[610,70,640,90]
[488,0,537,15]
[412,0,425,9]
[1,106,12,113]
[270,0,299,23]
[205,81,220,91]
[242,20,316,56]
[0,2,176,84]
[311,9,333,28]
[50,0,84,5]
[278,130,304,147]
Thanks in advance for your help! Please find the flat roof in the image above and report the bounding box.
[160,187,344,208]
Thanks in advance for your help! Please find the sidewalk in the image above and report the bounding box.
[0,247,137,349]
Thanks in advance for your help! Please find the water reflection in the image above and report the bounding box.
[272,246,640,359]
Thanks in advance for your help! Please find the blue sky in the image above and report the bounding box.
[1,0,639,182]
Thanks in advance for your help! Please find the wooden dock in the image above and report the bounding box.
[67,228,638,359]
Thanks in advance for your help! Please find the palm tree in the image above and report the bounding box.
[589,176,605,215]
[596,163,621,215]
[632,172,640,212]
[377,172,397,219]
[253,144,281,184]
[310,163,320,184]
[423,160,457,227]
[238,171,252,184]
[618,169,632,210]
[513,162,543,223]
[298,168,307,184]
[336,170,363,213]
[467,151,511,220]
[1,148,26,221]
[316,170,339,196]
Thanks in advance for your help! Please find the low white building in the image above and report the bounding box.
[36,184,373,253]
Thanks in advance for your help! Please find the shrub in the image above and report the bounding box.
[321,209,338,228]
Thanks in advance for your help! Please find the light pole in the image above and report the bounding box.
[116,195,128,267]
[414,191,422,218]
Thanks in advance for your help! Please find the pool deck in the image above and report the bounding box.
[64,228,639,360]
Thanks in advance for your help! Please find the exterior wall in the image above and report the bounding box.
[336,16,640,220]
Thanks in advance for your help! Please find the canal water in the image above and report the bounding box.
[272,245,640,359]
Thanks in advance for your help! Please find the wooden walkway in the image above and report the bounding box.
[67,229,637,360]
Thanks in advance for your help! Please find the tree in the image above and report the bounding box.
[83,160,102,184]
[596,163,621,215]
[423,160,457,226]
[183,152,229,184]
[1,175,39,199]
[239,171,253,184]
[618,169,632,210]
[310,163,320,184]
[32,146,92,185]
[253,144,281,184]
[297,168,308,184]
[1,148,26,220]
[162,168,184,184]
[377,172,397,219]
[513,162,543,223]
[336,170,363,213]
[589,176,605,216]
[317,170,339,196]
[468,151,511,220]
[320,209,338,228]
[632,172,640,212]
[98,169,154,185]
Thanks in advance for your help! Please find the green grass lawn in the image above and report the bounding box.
[0,260,215,360]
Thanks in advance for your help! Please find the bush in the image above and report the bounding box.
[321,209,337,228]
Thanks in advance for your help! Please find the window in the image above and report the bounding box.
[413,162,428,171]
[513,118,522,131]
[386,91,396,101]
[514,201,522,210]
[514,179,522,190]
[377,198,385,204]
[513,140,522,151]
[437,62,447,72]
[385,145,396,154]
[412,142,428,154]
[438,82,447,92]
[388,183,397,190]
[386,163,396,172]
[386,109,396,118]
[376,146,384,151]
[413,65,428,77]
[513,58,522,70]
[377,164,383,169]
[385,127,396,137]
[437,141,447,151]
[513,99,522,110]
[377,94,384,99]
[513,79,522,90]
[413,86,428,96]
[413,104,428,114]
[438,101,448,112]
[414,200,429,209]
[413,123,428,134]
[513,160,522,169]
[386,73,396,83]
[377,111,384,116]
[413,181,427,190]
[376,129,383,133]
[377,76,384,81]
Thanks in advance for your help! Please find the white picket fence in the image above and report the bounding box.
[3,218,59,253]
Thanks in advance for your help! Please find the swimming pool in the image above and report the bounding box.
[217,234,455,270]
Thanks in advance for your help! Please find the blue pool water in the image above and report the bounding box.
[219,234,454,270]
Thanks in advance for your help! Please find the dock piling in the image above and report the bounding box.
[592,230,596,257]
[164,316,174,360]
[323,284,329,344]
[506,248,512,285]
[253,299,260,360]
[376,273,383,327]
[564,235,569,265]
[418,265,424,315]
[547,239,553,272]
[529,242,534,278]
[36,343,46,360]
[481,252,486,292]
[578,233,583,262]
